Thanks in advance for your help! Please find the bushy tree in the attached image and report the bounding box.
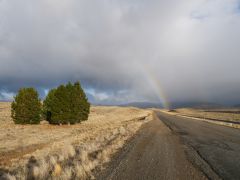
[43,82,90,124]
[11,88,42,124]
[42,88,56,121]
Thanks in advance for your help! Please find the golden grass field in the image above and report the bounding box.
[174,108,240,123]
[0,102,152,180]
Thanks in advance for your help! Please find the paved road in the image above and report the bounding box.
[96,118,206,180]
[157,111,240,180]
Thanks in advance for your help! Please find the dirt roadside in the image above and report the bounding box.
[95,114,207,180]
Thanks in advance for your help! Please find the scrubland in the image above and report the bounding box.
[173,108,240,123]
[0,102,152,180]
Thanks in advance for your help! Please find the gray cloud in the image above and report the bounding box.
[1,0,240,106]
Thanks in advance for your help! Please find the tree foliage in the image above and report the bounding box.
[43,82,90,124]
[11,88,42,124]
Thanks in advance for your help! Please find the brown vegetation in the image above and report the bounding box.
[174,108,240,123]
[160,108,240,129]
[0,102,152,179]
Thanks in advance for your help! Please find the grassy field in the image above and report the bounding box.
[0,102,152,179]
[174,108,240,123]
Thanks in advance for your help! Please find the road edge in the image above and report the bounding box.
[160,110,240,129]
[155,111,222,180]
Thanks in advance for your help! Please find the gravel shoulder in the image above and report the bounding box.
[95,114,207,180]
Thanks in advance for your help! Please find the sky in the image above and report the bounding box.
[0,0,240,107]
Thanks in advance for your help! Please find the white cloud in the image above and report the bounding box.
[0,91,14,100]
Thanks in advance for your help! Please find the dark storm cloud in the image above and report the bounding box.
[0,0,240,105]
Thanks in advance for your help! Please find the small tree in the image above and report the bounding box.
[11,88,42,124]
[43,82,90,124]
[42,88,56,121]
[71,82,90,122]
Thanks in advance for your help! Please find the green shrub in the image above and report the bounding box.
[42,88,56,121]
[43,81,90,124]
[11,88,42,124]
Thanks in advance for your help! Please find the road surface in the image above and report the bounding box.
[96,116,207,180]
[157,111,240,180]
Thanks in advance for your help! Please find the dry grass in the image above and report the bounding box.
[174,108,240,123]
[0,102,152,180]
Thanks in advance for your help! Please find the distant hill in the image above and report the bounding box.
[120,102,164,109]
[120,101,227,109]
[0,100,12,102]
[233,104,240,108]
[169,101,226,109]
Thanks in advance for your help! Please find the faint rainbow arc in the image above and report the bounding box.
[139,64,170,109]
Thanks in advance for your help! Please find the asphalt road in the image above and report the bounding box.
[157,111,240,180]
[96,117,206,180]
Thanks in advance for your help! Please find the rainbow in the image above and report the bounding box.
[139,64,170,109]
